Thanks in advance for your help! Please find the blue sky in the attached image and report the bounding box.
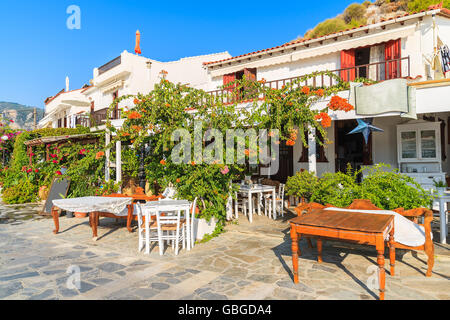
[0,0,361,109]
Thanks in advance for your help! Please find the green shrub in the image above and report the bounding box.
[407,0,450,12]
[2,179,38,204]
[306,18,348,39]
[0,127,104,203]
[359,164,433,210]
[310,168,360,207]
[307,163,434,210]
[344,3,367,23]
[285,170,319,202]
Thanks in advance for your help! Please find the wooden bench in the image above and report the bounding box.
[294,199,434,277]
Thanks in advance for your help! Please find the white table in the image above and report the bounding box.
[436,192,450,244]
[140,200,191,254]
[237,184,276,222]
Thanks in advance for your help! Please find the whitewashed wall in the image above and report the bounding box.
[149,52,231,91]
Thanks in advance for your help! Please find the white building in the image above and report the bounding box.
[39,50,231,129]
[203,8,450,191]
[39,83,91,129]
[83,50,231,129]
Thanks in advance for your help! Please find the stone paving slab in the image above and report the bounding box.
[0,203,449,300]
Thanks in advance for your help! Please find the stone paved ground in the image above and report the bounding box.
[0,202,449,300]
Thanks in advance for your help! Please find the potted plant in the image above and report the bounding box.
[192,199,218,241]
[433,179,447,197]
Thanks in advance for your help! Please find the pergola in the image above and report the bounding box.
[23,133,102,165]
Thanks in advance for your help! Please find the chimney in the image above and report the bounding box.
[66,76,70,92]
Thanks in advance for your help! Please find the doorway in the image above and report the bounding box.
[335,120,372,180]
[355,47,371,78]
[270,140,293,183]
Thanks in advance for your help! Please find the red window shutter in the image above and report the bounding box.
[385,39,401,79]
[223,73,236,91]
[340,50,356,81]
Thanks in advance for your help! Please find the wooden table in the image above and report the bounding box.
[289,209,395,300]
[51,192,160,240]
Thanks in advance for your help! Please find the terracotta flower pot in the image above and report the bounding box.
[74,212,87,218]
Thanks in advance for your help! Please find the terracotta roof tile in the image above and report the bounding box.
[203,9,446,67]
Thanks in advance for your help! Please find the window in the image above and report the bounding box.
[223,68,257,102]
[298,130,328,163]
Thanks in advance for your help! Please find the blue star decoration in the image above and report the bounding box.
[348,118,384,144]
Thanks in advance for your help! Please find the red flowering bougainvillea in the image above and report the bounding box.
[327,95,354,112]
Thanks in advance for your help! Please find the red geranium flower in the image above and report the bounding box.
[55,170,62,175]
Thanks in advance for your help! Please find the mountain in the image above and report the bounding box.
[0,102,44,130]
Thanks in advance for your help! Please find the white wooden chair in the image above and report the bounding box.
[264,183,285,218]
[136,203,186,255]
[155,208,186,255]
[234,191,251,219]
[161,186,176,199]
[184,197,197,249]
[135,204,158,253]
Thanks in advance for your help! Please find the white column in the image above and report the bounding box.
[308,126,317,174]
[115,140,122,189]
[105,130,110,182]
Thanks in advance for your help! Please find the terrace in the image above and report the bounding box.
[0,202,448,300]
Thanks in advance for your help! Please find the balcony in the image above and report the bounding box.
[206,56,410,105]
[89,107,121,127]
[98,56,121,76]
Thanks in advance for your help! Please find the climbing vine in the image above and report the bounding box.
[103,70,359,226]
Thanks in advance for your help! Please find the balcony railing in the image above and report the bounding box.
[75,115,90,127]
[206,56,410,105]
[89,107,120,127]
[98,56,121,76]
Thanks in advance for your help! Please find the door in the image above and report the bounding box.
[270,140,293,183]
